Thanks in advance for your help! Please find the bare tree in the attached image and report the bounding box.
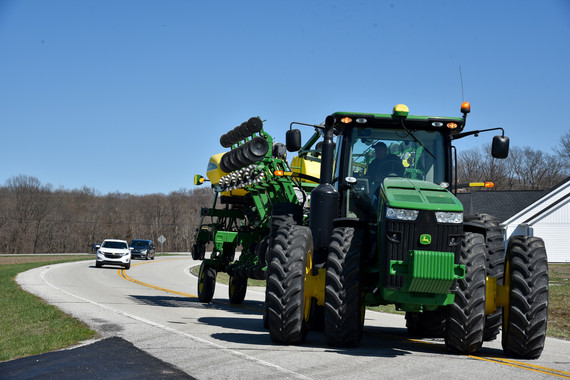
[0,176,213,254]
[457,144,511,190]
[4,175,53,253]
[555,130,570,160]
[457,144,569,191]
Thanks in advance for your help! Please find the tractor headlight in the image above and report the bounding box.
[435,211,463,224]
[386,207,419,221]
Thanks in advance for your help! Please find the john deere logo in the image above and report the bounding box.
[420,234,432,245]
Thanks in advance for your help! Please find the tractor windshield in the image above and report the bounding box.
[343,126,447,219]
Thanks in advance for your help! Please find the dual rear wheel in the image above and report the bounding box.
[445,232,548,358]
[502,236,548,359]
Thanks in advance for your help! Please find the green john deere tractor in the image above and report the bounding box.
[193,103,549,359]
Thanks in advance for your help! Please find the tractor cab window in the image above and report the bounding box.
[344,127,446,219]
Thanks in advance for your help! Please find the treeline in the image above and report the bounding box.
[456,132,570,190]
[0,175,213,254]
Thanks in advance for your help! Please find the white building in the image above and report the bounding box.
[502,178,570,263]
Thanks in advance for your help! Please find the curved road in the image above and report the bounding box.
[17,256,570,379]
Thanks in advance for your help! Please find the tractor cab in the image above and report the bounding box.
[331,105,465,222]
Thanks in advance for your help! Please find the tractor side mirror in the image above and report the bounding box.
[491,135,510,159]
[286,129,302,152]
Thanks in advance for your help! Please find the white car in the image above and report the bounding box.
[95,239,132,269]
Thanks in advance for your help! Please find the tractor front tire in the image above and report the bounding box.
[464,213,505,341]
[266,225,312,345]
[325,227,364,347]
[502,236,548,359]
[445,232,486,354]
[198,261,217,303]
[229,274,248,304]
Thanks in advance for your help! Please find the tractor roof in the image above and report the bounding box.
[331,111,465,134]
[331,104,467,134]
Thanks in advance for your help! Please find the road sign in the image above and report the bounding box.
[158,235,166,254]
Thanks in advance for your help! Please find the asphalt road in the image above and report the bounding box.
[12,256,570,379]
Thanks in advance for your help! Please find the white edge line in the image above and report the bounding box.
[37,261,313,380]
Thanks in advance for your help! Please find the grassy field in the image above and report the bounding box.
[1,256,568,363]
[0,256,96,362]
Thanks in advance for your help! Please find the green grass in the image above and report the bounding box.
[0,257,96,362]
[367,305,405,315]
[547,263,570,340]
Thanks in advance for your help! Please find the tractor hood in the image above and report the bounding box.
[382,178,463,212]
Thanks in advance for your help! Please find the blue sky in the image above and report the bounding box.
[1,0,569,195]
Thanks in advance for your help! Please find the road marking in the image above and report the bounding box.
[36,261,312,380]
[468,356,570,379]
[119,259,265,314]
[119,259,569,379]
[118,259,198,298]
[405,337,569,378]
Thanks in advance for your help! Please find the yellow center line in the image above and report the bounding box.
[116,258,198,298]
[408,339,570,378]
[469,356,570,379]
[377,334,568,378]
[499,358,570,375]
[117,259,265,315]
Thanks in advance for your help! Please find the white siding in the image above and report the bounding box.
[533,199,570,223]
[532,224,570,263]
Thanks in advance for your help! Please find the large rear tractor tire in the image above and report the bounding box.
[464,213,505,341]
[445,232,486,354]
[325,227,364,347]
[269,203,303,242]
[263,203,303,332]
[502,236,548,359]
[266,225,312,345]
[198,261,217,303]
[229,274,248,304]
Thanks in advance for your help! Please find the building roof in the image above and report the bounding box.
[457,190,547,223]
[457,177,570,224]
[502,177,570,226]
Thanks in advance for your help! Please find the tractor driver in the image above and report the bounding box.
[366,141,405,189]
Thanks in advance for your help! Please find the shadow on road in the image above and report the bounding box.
[0,337,194,380]
[129,295,264,315]
[202,313,509,360]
